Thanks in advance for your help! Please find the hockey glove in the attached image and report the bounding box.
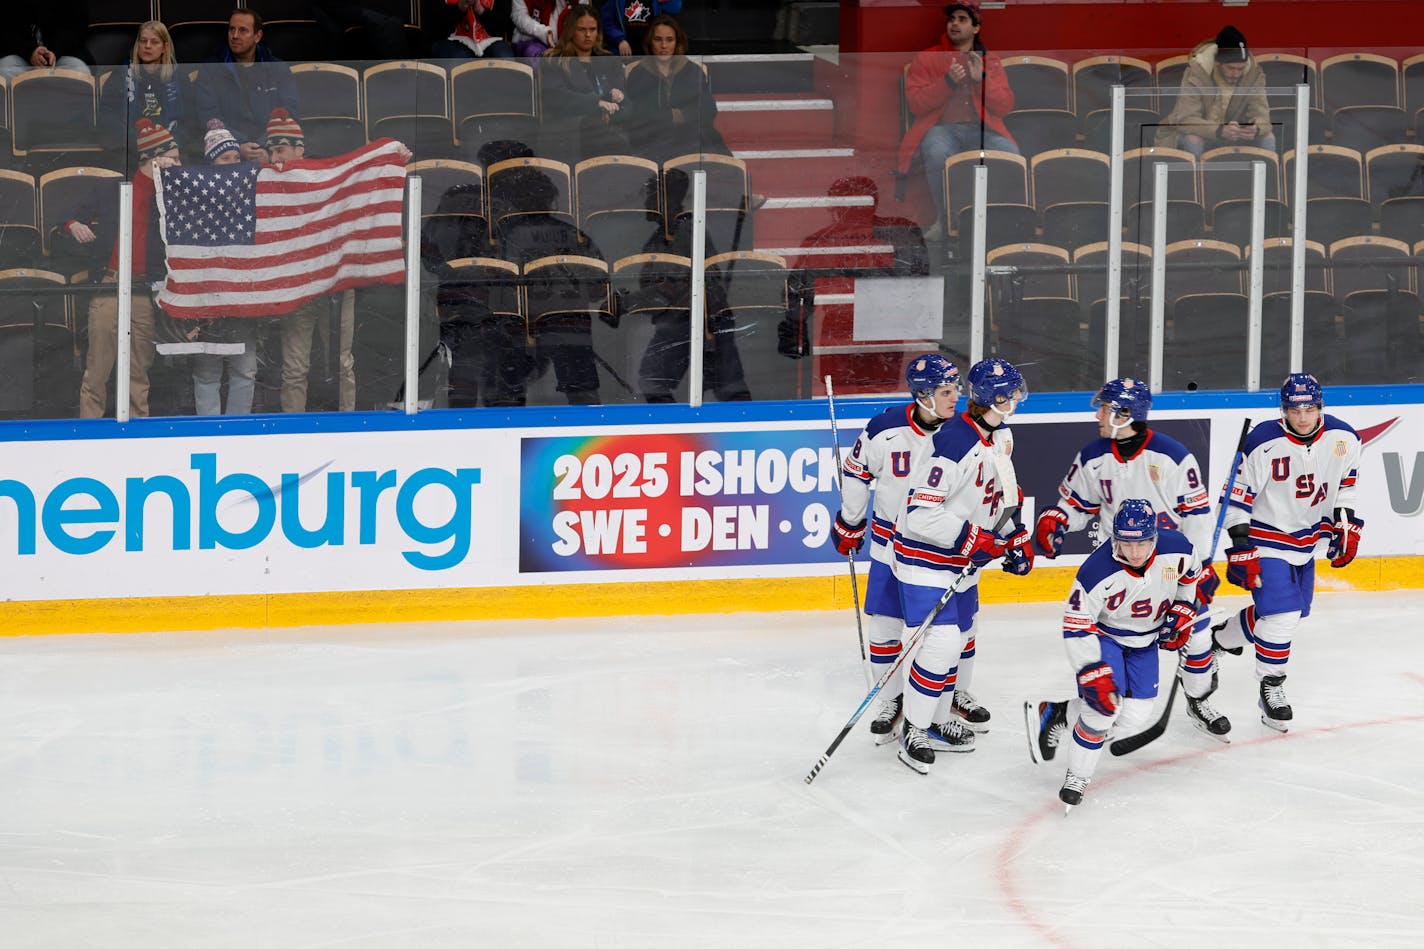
[1001,526,1035,575]
[1326,511,1364,569]
[1076,661,1119,716]
[1226,541,1262,590]
[1156,600,1197,651]
[1197,563,1221,605]
[955,522,1007,569]
[830,514,867,556]
[1033,506,1069,558]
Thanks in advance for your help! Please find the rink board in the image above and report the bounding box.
[2,387,1422,634]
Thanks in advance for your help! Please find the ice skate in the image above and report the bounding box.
[1059,770,1090,811]
[951,688,991,732]
[1024,700,1068,764]
[868,693,903,745]
[897,724,935,775]
[926,717,976,753]
[1259,674,1293,732]
[1185,693,1232,742]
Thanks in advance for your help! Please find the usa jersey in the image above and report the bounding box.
[1062,528,1201,670]
[1223,415,1361,565]
[1054,430,1214,560]
[891,413,1012,588]
[840,404,940,567]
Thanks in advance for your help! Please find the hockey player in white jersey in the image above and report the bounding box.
[832,354,979,751]
[1031,378,1228,739]
[1213,373,1363,731]
[1025,499,1203,808]
[890,357,1034,774]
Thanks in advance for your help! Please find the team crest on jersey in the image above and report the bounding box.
[1162,565,1178,584]
[1149,463,1161,483]
[1334,439,1348,458]
[626,1,651,23]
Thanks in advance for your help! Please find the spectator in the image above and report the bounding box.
[634,168,750,403]
[1155,26,1275,157]
[100,21,189,168]
[0,1,93,80]
[540,4,629,164]
[431,0,515,60]
[600,0,681,58]
[623,14,728,165]
[193,8,299,163]
[52,120,178,418]
[498,165,604,404]
[189,123,261,417]
[511,0,569,59]
[897,2,1017,241]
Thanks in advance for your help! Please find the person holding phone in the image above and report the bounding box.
[1156,25,1275,156]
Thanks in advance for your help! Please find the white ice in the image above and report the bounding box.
[3,590,1422,948]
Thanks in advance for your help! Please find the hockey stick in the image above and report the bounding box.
[824,375,870,685]
[1108,417,1250,757]
[805,442,1019,785]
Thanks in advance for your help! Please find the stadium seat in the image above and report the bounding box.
[1003,56,1071,112]
[488,156,574,242]
[1211,198,1289,248]
[1165,238,1242,303]
[575,154,663,267]
[1261,289,1343,383]
[85,2,153,66]
[1200,145,1280,220]
[10,70,103,167]
[1379,196,1424,246]
[662,153,753,252]
[291,63,366,157]
[705,251,799,400]
[1122,146,1197,207]
[1320,52,1401,118]
[1250,237,1329,295]
[258,0,326,63]
[37,166,123,268]
[0,268,78,418]
[0,170,40,268]
[956,202,1038,257]
[1364,143,1424,207]
[992,295,1089,393]
[1041,201,1110,252]
[1075,240,1153,312]
[1030,148,1110,217]
[1080,108,1161,154]
[450,60,538,158]
[985,242,1072,301]
[1257,53,1320,110]
[1165,291,1250,390]
[1330,105,1407,154]
[1071,55,1154,119]
[1328,235,1415,303]
[943,150,1029,234]
[363,60,454,161]
[1284,144,1364,202]
[157,0,232,64]
[1003,109,1079,159]
[1304,196,1374,248]
[1153,54,1190,121]
[1126,199,1206,246]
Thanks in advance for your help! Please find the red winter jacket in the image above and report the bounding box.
[896,35,1016,176]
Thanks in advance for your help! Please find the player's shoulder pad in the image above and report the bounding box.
[1075,542,1122,590]
[1322,414,1360,440]
[1155,528,1195,556]
[864,404,914,439]
[1143,429,1192,464]
[1077,437,1117,464]
[928,413,985,460]
[1245,419,1287,453]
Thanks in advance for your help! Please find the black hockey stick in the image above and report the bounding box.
[1109,417,1250,757]
[805,448,1019,785]
[1108,674,1180,756]
[824,374,870,685]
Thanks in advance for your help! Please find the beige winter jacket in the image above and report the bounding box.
[1155,39,1272,148]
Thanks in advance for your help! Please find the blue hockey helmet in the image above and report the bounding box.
[1112,498,1159,544]
[1092,377,1152,422]
[1280,372,1324,409]
[966,357,1027,413]
[905,353,960,400]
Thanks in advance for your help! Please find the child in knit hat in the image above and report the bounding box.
[203,120,242,165]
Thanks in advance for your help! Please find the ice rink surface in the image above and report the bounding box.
[3,589,1423,948]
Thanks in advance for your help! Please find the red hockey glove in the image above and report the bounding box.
[956,522,1007,568]
[1197,562,1221,605]
[1033,506,1069,558]
[1156,600,1196,651]
[1076,661,1119,716]
[1327,514,1364,569]
[1001,526,1034,576]
[1226,542,1262,589]
[830,513,866,556]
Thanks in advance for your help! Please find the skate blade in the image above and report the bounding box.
[1260,714,1290,733]
[1022,702,1042,764]
[926,739,976,754]
[1188,717,1232,744]
[871,722,901,746]
[896,748,931,775]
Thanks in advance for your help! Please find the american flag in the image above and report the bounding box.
[153,139,407,319]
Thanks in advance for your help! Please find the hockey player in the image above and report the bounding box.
[1032,378,1227,739]
[831,354,981,752]
[889,357,1034,774]
[1026,499,1203,808]
[1212,373,1362,731]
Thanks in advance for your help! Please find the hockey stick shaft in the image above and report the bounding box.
[824,375,870,681]
[1206,418,1253,563]
[805,497,1020,785]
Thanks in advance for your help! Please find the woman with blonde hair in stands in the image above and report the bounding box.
[100,21,189,167]
[539,4,629,162]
